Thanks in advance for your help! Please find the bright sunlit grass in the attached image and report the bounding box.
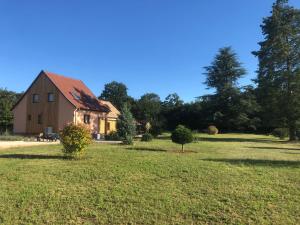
[0,133,299,224]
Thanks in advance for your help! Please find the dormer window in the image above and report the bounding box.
[32,94,39,103]
[71,91,81,100]
[48,93,55,102]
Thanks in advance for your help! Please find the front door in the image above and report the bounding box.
[98,117,106,134]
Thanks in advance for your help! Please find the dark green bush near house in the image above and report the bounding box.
[272,128,289,140]
[141,133,153,142]
[171,125,193,152]
[60,123,92,159]
[207,125,219,135]
[105,131,120,141]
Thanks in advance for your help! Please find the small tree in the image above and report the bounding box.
[60,123,92,159]
[171,125,193,152]
[145,122,151,133]
[117,104,136,145]
[141,133,153,142]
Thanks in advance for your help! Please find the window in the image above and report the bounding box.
[72,91,81,100]
[84,115,90,124]
[48,93,55,102]
[107,122,110,131]
[38,114,42,124]
[32,94,39,103]
[27,114,31,121]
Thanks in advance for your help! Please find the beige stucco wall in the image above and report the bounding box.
[13,95,27,134]
[76,110,106,133]
[58,93,76,131]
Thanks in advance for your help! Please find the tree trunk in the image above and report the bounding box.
[182,144,184,153]
[289,125,296,141]
[285,40,297,142]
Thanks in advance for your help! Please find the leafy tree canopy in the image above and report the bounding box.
[99,81,129,110]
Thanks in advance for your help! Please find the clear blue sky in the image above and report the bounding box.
[1,0,299,102]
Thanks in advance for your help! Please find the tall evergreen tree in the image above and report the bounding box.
[162,93,183,109]
[204,47,246,93]
[117,104,136,145]
[253,0,300,140]
[203,47,250,131]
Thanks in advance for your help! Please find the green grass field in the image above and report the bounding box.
[0,133,299,224]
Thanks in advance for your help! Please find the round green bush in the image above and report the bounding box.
[272,128,289,140]
[60,123,92,158]
[141,133,153,142]
[207,125,219,135]
[171,125,193,152]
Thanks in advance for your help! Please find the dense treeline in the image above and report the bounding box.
[0,89,22,133]
[99,0,300,139]
[1,0,300,140]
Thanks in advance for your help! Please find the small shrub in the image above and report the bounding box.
[272,128,289,140]
[105,131,120,141]
[171,125,193,152]
[145,122,151,133]
[207,125,219,135]
[60,123,92,159]
[141,133,153,142]
[123,136,134,145]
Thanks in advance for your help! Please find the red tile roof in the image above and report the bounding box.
[44,71,109,112]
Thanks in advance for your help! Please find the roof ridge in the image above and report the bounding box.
[43,70,83,82]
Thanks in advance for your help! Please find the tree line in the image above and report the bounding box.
[1,0,300,141]
[100,0,300,140]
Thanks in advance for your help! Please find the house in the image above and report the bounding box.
[12,70,120,136]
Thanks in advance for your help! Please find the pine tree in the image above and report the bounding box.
[253,0,300,140]
[203,47,250,131]
[117,104,136,145]
[204,47,246,93]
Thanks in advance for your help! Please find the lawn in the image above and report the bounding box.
[0,134,299,224]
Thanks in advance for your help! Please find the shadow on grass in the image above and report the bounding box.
[202,158,300,168]
[0,154,66,160]
[197,137,282,143]
[126,147,167,152]
[125,147,198,153]
[248,146,300,151]
[283,152,300,155]
[156,136,171,140]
